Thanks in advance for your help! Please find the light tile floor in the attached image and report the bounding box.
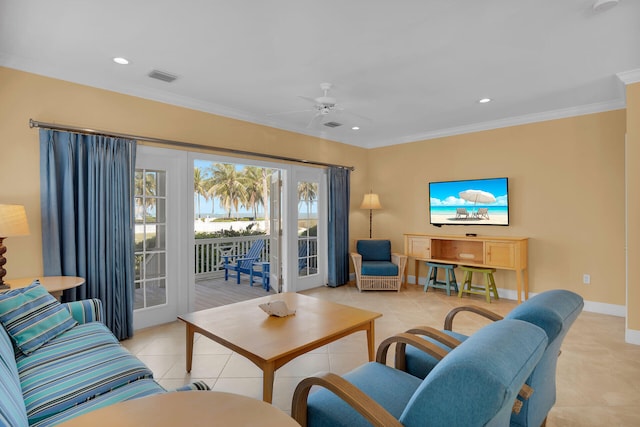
[122,283,640,426]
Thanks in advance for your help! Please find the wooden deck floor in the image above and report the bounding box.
[194,275,272,311]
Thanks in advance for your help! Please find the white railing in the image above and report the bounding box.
[195,235,270,279]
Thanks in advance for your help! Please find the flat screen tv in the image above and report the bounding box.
[429,177,509,226]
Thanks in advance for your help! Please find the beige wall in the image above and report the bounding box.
[625,82,640,331]
[368,111,627,306]
[0,66,630,311]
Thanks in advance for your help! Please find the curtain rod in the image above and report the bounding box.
[29,119,355,171]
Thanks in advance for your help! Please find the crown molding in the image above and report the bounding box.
[617,69,640,85]
[365,99,626,148]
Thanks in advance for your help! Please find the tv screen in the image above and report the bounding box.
[429,177,509,226]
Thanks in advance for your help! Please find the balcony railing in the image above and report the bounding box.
[195,235,270,279]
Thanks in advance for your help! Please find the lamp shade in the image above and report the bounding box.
[0,204,30,237]
[360,193,382,210]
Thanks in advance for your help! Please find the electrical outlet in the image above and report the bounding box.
[583,274,591,285]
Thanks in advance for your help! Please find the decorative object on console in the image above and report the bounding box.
[360,192,382,238]
[0,204,30,290]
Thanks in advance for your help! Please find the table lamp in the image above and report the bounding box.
[0,204,30,289]
[360,192,382,239]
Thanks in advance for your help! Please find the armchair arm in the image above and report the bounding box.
[404,326,463,349]
[376,331,449,372]
[444,305,503,330]
[391,253,408,278]
[63,298,104,324]
[291,371,402,427]
[350,252,362,278]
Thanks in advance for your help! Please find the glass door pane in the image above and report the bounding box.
[134,169,168,310]
[297,180,318,278]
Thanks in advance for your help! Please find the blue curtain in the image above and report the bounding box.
[327,167,350,287]
[39,129,137,340]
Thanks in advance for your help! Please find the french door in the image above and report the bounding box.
[133,146,188,329]
[287,166,327,292]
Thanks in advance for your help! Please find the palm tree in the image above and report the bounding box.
[134,170,158,220]
[242,166,264,219]
[209,163,247,218]
[193,167,210,219]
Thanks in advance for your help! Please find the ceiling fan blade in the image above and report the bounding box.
[298,95,319,105]
[306,113,325,129]
[266,108,315,117]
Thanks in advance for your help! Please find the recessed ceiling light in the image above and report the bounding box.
[478,98,492,104]
[113,57,129,65]
[352,126,360,130]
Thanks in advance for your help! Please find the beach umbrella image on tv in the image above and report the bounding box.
[459,189,496,205]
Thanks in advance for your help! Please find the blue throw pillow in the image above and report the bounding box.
[0,280,77,355]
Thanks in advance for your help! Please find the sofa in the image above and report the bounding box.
[0,281,208,426]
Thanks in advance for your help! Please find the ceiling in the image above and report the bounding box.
[1,0,639,149]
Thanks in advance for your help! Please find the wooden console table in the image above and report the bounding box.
[404,234,529,303]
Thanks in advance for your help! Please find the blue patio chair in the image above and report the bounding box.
[222,239,265,285]
[399,289,584,427]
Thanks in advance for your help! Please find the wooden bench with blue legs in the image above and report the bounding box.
[424,262,459,296]
[458,265,499,303]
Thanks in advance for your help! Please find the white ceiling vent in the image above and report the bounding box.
[148,70,178,83]
[324,121,342,128]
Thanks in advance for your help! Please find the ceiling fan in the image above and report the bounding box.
[268,83,367,128]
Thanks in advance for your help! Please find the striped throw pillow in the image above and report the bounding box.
[0,280,77,355]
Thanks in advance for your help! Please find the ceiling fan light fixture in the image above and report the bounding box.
[113,57,129,65]
[352,126,360,130]
[478,98,492,104]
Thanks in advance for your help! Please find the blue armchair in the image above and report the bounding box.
[292,319,548,427]
[401,289,584,427]
[350,240,407,291]
[222,239,265,286]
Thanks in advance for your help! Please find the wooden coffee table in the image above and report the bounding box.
[57,391,299,426]
[178,292,382,403]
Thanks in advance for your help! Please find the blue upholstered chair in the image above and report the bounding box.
[291,319,548,427]
[222,239,265,285]
[350,240,407,291]
[401,290,584,427]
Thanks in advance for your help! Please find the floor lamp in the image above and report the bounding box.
[360,193,382,239]
[0,204,30,289]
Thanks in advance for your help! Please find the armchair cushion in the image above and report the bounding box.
[307,362,422,427]
[361,261,398,276]
[356,240,391,262]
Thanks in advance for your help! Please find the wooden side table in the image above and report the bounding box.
[57,391,300,427]
[5,276,85,299]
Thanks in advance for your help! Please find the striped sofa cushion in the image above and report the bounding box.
[0,281,77,355]
[30,379,166,427]
[0,326,29,427]
[17,323,154,424]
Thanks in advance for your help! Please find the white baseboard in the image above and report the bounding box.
[404,275,626,317]
[625,328,640,345]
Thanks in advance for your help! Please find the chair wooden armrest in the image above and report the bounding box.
[404,325,464,349]
[444,305,504,330]
[291,371,402,427]
[375,332,450,372]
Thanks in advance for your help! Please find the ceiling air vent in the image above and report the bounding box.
[148,69,178,83]
[324,121,342,128]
